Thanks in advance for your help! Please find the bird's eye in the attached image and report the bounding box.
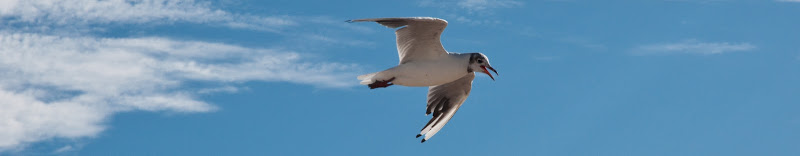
[477,59,484,63]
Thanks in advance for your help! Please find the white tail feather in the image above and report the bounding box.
[357,72,378,85]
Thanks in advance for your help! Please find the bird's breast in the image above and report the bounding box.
[389,60,467,86]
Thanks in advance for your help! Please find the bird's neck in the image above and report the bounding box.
[446,52,477,73]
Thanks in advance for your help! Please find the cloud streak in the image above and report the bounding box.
[0,0,295,32]
[419,0,522,12]
[418,0,522,25]
[631,39,756,55]
[0,32,359,151]
[456,0,523,12]
[0,0,362,152]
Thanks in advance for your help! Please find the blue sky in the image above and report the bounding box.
[1,0,799,155]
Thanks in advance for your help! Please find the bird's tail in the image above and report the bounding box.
[357,72,379,85]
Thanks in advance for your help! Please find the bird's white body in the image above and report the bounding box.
[360,53,469,87]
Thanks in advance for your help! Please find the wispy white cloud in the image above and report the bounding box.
[456,0,523,12]
[420,0,522,13]
[418,0,522,25]
[0,0,295,32]
[0,0,363,152]
[0,88,106,152]
[631,39,756,55]
[197,86,241,94]
[448,14,508,25]
[0,32,359,151]
[0,0,374,46]
[52,145,75,154]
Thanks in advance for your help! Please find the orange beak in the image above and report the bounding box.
[480,65,497,81]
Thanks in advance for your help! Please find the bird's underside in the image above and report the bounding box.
[350,17,485,143]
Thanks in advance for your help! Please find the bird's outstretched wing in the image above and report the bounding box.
[417,73,475,142]
[347,17,448,64]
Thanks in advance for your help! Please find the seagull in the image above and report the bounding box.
[348,17,498,143]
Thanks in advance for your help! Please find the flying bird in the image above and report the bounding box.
[348,17,497,143]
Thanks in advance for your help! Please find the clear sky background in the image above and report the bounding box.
[1,0,799,155]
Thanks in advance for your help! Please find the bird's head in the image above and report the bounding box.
[468,53,498,80]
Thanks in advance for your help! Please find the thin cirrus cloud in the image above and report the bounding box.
[418,0,522,25]
[419,0,522,12]
[631,39,756,55]
[0,0,295,32]
[0,0,360,152]
[0,31,359,152]
[455,0,523,12]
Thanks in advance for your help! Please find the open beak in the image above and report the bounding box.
[480,65,498,81]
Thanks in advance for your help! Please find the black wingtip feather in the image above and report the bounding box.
[416,134,422,138]
[421,139,427,143]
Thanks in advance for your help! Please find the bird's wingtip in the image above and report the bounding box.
[345,20,355,23]
[416,134,422,138]
[421,139,427,143]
